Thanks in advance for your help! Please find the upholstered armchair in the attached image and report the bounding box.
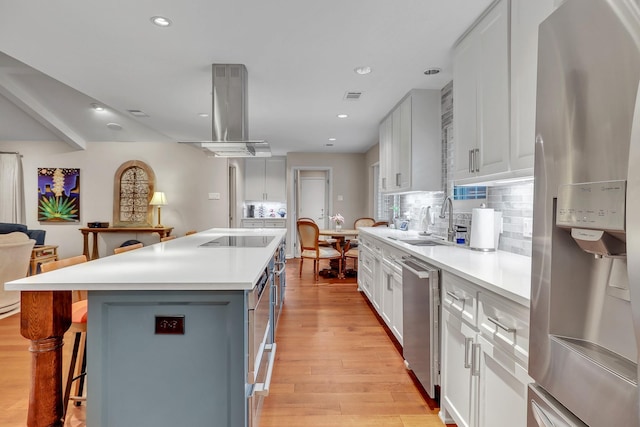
[0,232,36,316]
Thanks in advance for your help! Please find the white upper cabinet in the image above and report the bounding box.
[379,89,441,193]
[245,157,286,202]
[510,0,557,172]
[454,0,509,182]
[454,0,558,184]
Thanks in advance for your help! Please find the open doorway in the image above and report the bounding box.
[291,167,332,257]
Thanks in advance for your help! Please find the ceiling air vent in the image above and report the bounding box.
[343,91,362,101]
[127,109,149,117]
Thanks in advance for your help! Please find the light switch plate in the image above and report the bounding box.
[208,192,221,200]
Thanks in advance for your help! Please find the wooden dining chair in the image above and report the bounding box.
[373,221,389,227]
[160,235,176,242]
[343,241,359,271]
[114,242,143,254]
[185,230,197,236]
[297,220,342,281]
[344,217,375,256]
[40,255,89,419]
[298,217,336,247]
[354,217,375,228]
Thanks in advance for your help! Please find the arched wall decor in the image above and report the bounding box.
[112,160,156,227]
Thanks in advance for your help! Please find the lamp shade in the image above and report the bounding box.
[149,192,167,206]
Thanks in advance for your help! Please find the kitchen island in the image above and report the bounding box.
[6,228,286,427]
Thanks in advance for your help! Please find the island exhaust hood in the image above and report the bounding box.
[180,64,271,157]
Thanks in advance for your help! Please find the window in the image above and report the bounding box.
[112,160,156,227]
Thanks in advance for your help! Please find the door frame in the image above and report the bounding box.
[291,167,333,257]
[228,164,237,228]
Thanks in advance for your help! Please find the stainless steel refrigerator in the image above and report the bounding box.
[529,0,640,425]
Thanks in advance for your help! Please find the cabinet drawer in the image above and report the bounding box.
[263,219,286,228]
[442,272,478,328]
[358,268,373,300]
[479,291,529,366]
[242,219,264,228]
[359,247,373,276]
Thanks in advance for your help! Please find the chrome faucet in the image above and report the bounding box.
[440,196,455,242]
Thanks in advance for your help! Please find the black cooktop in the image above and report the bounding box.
[200,235,275,248]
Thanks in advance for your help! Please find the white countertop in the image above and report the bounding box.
[359,228,532,307]
[5,228,286,292]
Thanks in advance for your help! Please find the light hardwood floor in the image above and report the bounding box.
[0,259,448,426]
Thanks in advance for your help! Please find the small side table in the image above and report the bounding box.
[29,245,59,275]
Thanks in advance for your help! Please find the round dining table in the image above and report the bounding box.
[318,228,359,278]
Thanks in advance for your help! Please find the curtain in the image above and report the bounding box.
[0,153,26,224]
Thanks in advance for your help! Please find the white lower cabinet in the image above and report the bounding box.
[381,259,394,326]
[358,237,403,346]
[371,241,383,312]
[476,334,530,427]
[440,271,531,427]
[240,219,286,228]
[440,273,479,427]
[381,254,403,345]
[357,245,374,300]
[391,267,403,344]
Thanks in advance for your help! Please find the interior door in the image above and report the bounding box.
[299,173,328,226]
[294,170,329,257]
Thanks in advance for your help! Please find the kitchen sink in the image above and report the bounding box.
[387,237,451,246]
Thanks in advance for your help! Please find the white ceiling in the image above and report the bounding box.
[0,0,492,155]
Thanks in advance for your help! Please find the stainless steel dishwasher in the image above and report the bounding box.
[397,256,440,399]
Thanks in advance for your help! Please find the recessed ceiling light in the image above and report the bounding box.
[354,66,372,75]
[328,138,336,141]
[106,123,123,131]
[424,67,441,75]
[337,114,348,119]
[91,103,105,112]
[150,16,172,27]
[198,113,210,118]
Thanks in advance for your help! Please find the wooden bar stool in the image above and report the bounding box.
[40,255,88,420]
[114,242,143,254]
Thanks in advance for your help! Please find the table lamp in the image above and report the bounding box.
[149,191,167,228]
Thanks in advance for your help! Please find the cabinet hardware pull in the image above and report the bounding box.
[469,150,473,173]
[472,343,481,376]
[382,177,386,189]
[464,337,473,368]
[396,172,401,187]
[446,290,461,301]
[487,316,516,333]
[253,343,277,396]
[474,148,480,172]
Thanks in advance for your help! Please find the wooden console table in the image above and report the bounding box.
[80,227,173,260]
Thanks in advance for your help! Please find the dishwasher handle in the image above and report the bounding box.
[396,257,437,279]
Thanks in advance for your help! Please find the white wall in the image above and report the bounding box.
[0,140,229,258]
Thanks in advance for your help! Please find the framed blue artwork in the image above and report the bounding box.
[37,167,80,222]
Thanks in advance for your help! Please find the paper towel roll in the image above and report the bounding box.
[470,207,496,251]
